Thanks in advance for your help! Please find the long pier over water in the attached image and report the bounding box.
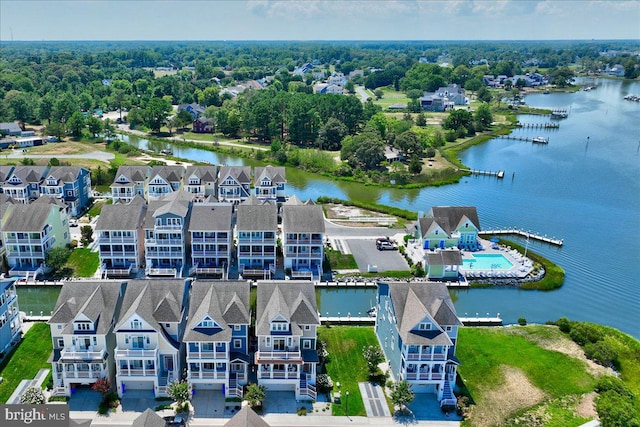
[479,229,564,246]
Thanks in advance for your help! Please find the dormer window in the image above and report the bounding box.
[271,321,288,332]
[131,319,142,330]
[198,316,219,328]
[74,321,92,331]
[418,322,431,331]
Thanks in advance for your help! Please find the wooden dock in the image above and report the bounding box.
[320,316,375,324]
[479,229,564,246]
[460,315,503,326]
[496,135,549,144]
[462,169,505,179]
[316,281,378,288]
[516,122,559,129]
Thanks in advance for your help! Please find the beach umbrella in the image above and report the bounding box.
[490,237,500,243]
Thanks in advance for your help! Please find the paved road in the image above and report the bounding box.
[324,220,406,238]
[356,85,372,103]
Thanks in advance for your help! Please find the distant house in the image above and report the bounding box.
[425,250,463,281]
[0,122,22,136]
[436,85,468,106]
[253,166,286,203]
[0,279,21,357]
[96,195,146,277]
[281,197,325,280]
[193,117,215,134]
[2,166,49,203]
[255,281,320,400]
[375,281,461,407]
[184,165,218,199]
[49,281,125,396]
[327,73,347,87]
[217,166,251,204]
[314,84,343,95]
[416,206,481,251]
[184,280,250,397]
[111,166,151,203]
[384,146,403,163]
[607,64,625,77]
[293,63,314,76]
[178,103,206,120]
[114,279,189,398]
[147,166,185,200]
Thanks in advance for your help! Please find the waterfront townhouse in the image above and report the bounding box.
[184,281,250,397]
[2,196,70,278]
[253,166,286,203]
[236,196,277,279]
[39,166,92,217]
[114,279,189,398]
[148,165,185,201]
[188,204,233,278]
[2,165,49,203]
[217,166,251,204]
[96,196,147,278]
[184,165,218,200]
[375,281,462,407]
[144,191,191,277]
[281,197,325,280]
[0,194,17,260]
[0,279,21,357]
[255,281,320,400]
[111,166,151,203]
[48,281,125,396]
[417,206,481,251]
[0,166,15,192]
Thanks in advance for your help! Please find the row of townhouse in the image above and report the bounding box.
[49,279,320,401]
[0,279,21,356]
[0,194,71,278]
[0,165,91,217]
[97,191,325,280]
[111,165,286,205]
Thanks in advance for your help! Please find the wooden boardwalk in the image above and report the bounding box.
[496,135,549,144]
[462,169,505,179]
[480,229,564,246]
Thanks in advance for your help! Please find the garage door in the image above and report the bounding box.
[262,383,295,392]
[193,383,223,391]
[122,380,154,391]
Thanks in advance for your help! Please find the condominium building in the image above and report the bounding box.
[236,196,277,278]
[188,204,233,278]
[111,166,151,203]
[281,197,325,280]
[184,165,218,199]
[2,166,49,203]
[0,279,21,356]
[253,166,286,203]
[217,166,251,204]
[39,166,92,217]
[147,166,185,201]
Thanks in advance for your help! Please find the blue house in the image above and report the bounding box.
[375,281,462,407]
[184,280,251,398]
[40,167,92,217]
[0,279,21,356]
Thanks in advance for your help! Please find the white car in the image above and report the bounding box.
[69,219,79,227]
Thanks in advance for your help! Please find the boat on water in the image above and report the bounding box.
[367,307,377,318]
[532,136,549,144]
[160,149,173,155]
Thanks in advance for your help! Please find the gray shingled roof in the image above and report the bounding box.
[143,192,191,229]
[255,281,319,336]
[219,166,251,184]
[0,166,15,183]
[132,408,165,427]
[0,194,16,221]
[149,165,185,184]
[96,198,146,231]
[5,166,48,186]
[44,166,84,184]
[185,165,218,183]
[385,281,462,346]
[224,406,270,427]
[188,205,232,232]
[49,281,124,335]
[422,206,481,236]
[115,279,187,335]
[112,166,151,187]
[184,281,250,342]
[282,204,325,233]
[2,202,59,232]
[425,250,462,266]
[236,197,277,231]
[254,166,286,186]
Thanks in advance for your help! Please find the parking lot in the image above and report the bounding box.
[346,239,409,273]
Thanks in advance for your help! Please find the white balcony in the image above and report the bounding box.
[60,348,106,362]
[115,347,158,358]
[145,238,183,246]
[100,236,136,243]
[256,350,301,362]
[117,368,157,377]
[405,352,446,361]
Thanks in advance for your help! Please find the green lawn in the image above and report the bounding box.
[325,250,357,270]
[317,326,381,416]
[0,323,52,403]
[65,248,100,277]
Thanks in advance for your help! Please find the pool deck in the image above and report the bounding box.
[459,240,534,279]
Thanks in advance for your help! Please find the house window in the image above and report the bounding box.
[303,340,311,349]
[270,321,288,332]
[265,337,271,347]
[418,323,431,330]
[234,339,242,349]
[75,322,92,331]
[304,325,310,330]
[445,326,453,332]
[234,325,241,331]
[56,338,64,348]
[131,319,142,330]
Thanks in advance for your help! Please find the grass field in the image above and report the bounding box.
[65,248,100,277]
[325,250,358,270]
[457,325,597,427]
[0,323,52,403]
[317,326,382,416]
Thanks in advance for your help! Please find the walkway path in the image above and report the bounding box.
[6,368,50,404]
[358,382,392,417]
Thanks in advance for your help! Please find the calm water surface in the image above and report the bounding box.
[45,78,639,338]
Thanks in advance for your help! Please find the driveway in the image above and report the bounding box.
[358,382,391,417]
[346,239,409,273]
[191,390,226,418]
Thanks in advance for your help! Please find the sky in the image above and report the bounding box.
[1,0,639,42]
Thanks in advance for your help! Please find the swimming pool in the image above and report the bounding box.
[463,253,514,270]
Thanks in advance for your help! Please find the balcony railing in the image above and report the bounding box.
[406,372,443,381]
[406,352,446,361]
[146,266,180,276]
[117,368,156,377]
[259,371,299,379]
[285,238,323,245]
[145,238,183,246]
[256,350,301,361]
[115,348,158,358]
[5,238,43,244]
[187,350,227,360]
[191,371,227,379]
[99,236,136,243]
[191,250,227,257]
[191,237,229,244]
[60,349,106,361]
[100,250,137,257]
[153,224,182,231]
[64,370,103,379]
[102,264,134,277]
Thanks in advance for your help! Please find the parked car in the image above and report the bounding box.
[376,237,397,251]
[69,219,78,227]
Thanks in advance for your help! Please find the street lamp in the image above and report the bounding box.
[345,391,349,418]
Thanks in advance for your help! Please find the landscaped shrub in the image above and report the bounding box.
[20,386,45,404]
[595,376,635,401]
[585,340,619,369]
[596,390,640,427]
[518,317,527,326]
[297,407,307,416]
[555,317,572,333]
[569,322,603,346]
[316,374,333,393]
